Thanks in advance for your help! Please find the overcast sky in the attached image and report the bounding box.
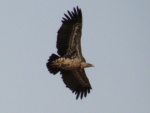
[0,0,150,113]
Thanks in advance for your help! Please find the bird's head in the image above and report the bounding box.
[80,62,94,68]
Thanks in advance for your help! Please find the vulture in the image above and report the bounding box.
[46,6,94,99]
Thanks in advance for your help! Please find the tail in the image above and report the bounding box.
[46,54,60,75]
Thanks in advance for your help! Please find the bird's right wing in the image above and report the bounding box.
[61,69,92,99]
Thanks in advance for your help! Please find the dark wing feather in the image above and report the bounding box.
[57,6,83,59]
[61,69,92,99]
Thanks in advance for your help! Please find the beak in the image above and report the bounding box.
[91,64,94,67]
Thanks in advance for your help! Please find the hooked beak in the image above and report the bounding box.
[86,63,94,68]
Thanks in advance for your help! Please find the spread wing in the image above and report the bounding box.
[57,6,83,59]
[61,69,92,99]
[55,6,92,99]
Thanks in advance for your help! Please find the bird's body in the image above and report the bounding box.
[51,57,81,70]
[46,6,94,99]
[51,57,93,70]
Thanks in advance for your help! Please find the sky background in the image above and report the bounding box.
[0,0,150,113]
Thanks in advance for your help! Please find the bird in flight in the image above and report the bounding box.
[46,6,94,99]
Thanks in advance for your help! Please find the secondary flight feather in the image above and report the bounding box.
[46,6,94,99]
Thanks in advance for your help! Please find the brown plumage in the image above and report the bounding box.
[46,6,94,99]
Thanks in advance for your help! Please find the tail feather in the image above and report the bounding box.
[46,54,60,75]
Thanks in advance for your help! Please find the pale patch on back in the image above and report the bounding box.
[51,58,82,70]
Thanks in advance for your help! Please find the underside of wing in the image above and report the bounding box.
[61,69,92,99]
[57,6,83,58]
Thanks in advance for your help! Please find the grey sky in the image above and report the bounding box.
[0,0,150,113]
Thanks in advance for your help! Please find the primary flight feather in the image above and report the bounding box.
[46,6,94,99]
